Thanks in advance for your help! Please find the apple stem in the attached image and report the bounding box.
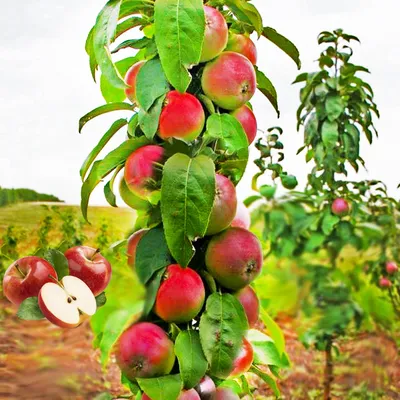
[91,248,101,261]
[15,264,26,278]
[152,161,164,169]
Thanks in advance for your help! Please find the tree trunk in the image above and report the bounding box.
[323,339,334,400]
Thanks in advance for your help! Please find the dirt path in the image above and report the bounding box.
[1,300,399,400]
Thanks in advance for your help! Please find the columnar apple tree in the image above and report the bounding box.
[78,0,300,398]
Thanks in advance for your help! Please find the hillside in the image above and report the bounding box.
[0,187,63,207]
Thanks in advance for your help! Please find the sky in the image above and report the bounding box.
[1,0,399,206]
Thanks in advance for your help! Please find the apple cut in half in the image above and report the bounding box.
[38,275,97,328]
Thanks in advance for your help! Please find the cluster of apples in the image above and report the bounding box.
[379,261,398,288]
[2,246,111,328]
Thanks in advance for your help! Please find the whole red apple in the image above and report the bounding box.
[124,145,164,198]
[127,229,148,269]
[201,52,256,110]
[3,256,57,306]
[331,198,350,217]
[159,91,205,142]
[200,6,228,62]
[379,277,392,288]
[38,275,97,328]
[225,33,257,65]
[230,105,257,144]
[116,322,175,379]
[206,174,237,235]
[206,227,263,290]
[65,246,112,296]
[155,264,205,323]
[230,338,254,377]
[119,178,150,211]
[215,387,240,400]
[386,261,398,275]
[124,60,146,103]
[195,376,216,400]
[231,202,251,230]
[233,286,259,328]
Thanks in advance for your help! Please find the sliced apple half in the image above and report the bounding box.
[38,275,97,328]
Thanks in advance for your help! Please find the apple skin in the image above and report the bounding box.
[3,257,57,306]
[331,198,350,217]
[119,178,150,211]
[200,6,228,62]
[386,261,398,275]
[379,277,392,288]
[230,105,257,144]
[215,388,240,400]
[201,52,256,110]
[155,264,205,323]
[65,246,112,296]
[124,60,146,103]
[231,202,251,230]
[195,376,216,400]
[116,322,176,380]
[178,389,201,400]
[206,227,263,290]
[127,229,149,269]
[225,33,257,65]
[229,338,254,377]
[124,145,165,198]
[206,174,237,236]
[233,286,259,328]
[159,91,205,142]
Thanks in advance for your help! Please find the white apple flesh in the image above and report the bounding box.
[38,276,97,328]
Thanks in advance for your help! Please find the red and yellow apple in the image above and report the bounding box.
[119,178,150,210]
[230,105,257,144]
[331,198,350,216]
[127,229,148,269]
[178,390,201,400]
[225,33,257,65]
[215,387,240,400]
[229,338,254,377]
[231,202,251,230]
[386,261,398,274]
[379,277,392,288]
[124,60,146,103]
[233,286,259,328]
[3,256,57,305]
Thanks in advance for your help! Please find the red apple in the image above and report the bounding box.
[386,261,398,275]
[124,145,164,198]
[230,105,257,144]
[65,246,112,296]
[215,388,240,400]
[200,6,228,62]
[379,277,392,288]
[231,202,251,230]
[331,198,350,217]
[159,91,205,142]
[127,229,148,268]
[225,33,257,64]
[124,60,146,103]
[206,174,237,235]
[195,376,216,400]
[3,256,57,306]
[233,286,259,328]
[155,264,205,323]
[201,52,256,110]
[206,227,263,290]
[119,178,150,211]
[116,322,175,379]
[38,275,97,328]
[229,338,254,377]
[179,390,201,400]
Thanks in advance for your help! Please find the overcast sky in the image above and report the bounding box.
[1,0,399,206]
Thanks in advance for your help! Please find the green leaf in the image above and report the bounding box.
[199,293,248,378]
[79,103,133,132]
[305,233,325,252]
[99,305,143,366]
[175,330,208,389]
[260,309,285,355]
[136,58,170,111]
[255,67,279,117]
[322,213,340,235]
[80,119,128,181]
[116,16,144,38]
[121,373,141,394]
[93,0,127,90]
[44,248,69,279]
[161,154,215,267]
[154,0,205,92]
[262,27,301,69]
[93,393,113,400]
[104,164,123,207]
[139,94,166,139]
[325,95,344,121]
[247,329,290,368]
[249,366,280,398]
[17,297,44,320]
[81,137,150,221]
[142,267,166,316]
[85,26,97,81]
[135,227,172,285]
[95,292,107,308]
[225,0,263,36]
[137,374,182,400]
[112,37,151,54]
[321,120,338,149]
[344,123,360,161]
